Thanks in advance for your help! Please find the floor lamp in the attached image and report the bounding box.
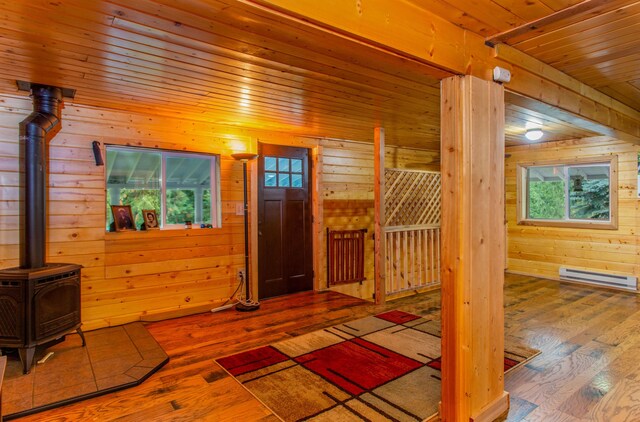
[231,152,260,312]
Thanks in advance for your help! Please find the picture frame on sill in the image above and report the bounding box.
[143,209,159,229]
[111,205,136,231]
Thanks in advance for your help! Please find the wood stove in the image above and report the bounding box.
[0,264,85,374]
[0,82,83,374]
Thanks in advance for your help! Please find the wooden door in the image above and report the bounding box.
[258,144,313,299]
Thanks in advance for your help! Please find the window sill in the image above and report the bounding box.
[105,226,220,237]
[517,219,617,230]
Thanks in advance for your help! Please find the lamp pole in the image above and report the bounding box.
[231,152,260,311]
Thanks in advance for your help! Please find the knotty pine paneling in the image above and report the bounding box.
[0,92,272,330]
[505,137,640,284]
[0,0,446,148]
[320,139,440,300]
[0,91,441,328]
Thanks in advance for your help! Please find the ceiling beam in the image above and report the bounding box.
[505,92,639,144]
[238,0,484,76]
[167,158,186,181]
[106,149,117,181]
[495,44,640,122]
[183,160,207,183]
[485,0,614,46]
[125,153,144,184]
[240,0,640,142]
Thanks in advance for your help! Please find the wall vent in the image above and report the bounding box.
[559,267,637,291]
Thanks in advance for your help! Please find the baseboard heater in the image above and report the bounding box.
[559,267,637,291]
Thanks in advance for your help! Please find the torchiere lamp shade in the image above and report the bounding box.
[231,152,259,162]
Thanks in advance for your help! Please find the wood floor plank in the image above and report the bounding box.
[11,274,640,421]
[556,370,609,418]
[505,396,538,422]
[586,377,640,420]
[523,407,582,421]
[505,281,640,419]
[509,351,600,405]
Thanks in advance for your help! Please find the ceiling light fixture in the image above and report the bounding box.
[525,129,544,141]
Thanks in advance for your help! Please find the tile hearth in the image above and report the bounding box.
[3,322,168,420]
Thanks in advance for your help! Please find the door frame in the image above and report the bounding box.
[249,139,323,300]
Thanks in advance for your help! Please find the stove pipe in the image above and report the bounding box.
[19,85,63,269]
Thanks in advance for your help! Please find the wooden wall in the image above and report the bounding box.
[319,139,439,300]
[505,137,640,284]
[0,92,296,330]
[0,92,439,329]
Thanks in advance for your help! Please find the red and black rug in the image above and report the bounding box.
[217,310,539,421]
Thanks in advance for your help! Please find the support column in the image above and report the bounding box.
[374,127,386,304]
[312,145,324,291]
[440,76,507,421]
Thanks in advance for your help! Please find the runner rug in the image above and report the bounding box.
[217,310,540,421]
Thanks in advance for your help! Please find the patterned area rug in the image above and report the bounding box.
[217,310,539,421]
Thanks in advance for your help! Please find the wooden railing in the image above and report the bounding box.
[383,169,441,296]
[385,225,440,295]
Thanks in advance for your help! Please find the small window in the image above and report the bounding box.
[278,157,290,172]
[265,157,277,172]
[291,159,302,173]
[264,155,304,188]
[518,159,617,229]
[278,173,290,187]
[106,146,220,230]
[265,172,277,187]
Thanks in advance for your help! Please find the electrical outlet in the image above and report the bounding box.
[237,269,245,280]
[235,203,244,216]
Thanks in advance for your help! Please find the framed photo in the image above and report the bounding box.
[111,205,136,231]
[143,209,159,229]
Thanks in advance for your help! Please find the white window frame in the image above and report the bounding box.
[106,145,221,230]
[516,156,618,230]
[637,151,640,198]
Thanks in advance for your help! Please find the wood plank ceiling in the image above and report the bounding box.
[437,0,640,111]
[0,0,633,149]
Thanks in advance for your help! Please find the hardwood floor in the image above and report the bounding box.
[504,275,640,421]
[12,273,640,421]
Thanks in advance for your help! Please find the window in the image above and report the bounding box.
[264,156,303,188]
[517,158,617,229]
[106,146,220,230]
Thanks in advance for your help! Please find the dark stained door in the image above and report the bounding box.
[258,143,313,299]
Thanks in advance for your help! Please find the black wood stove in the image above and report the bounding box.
[0,82,84,374]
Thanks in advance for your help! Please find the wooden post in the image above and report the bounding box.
[374,127,386,304]
[440,76,507,421]
[312,145,324,290]
[0,355,5,421]
[250,140,259,301]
